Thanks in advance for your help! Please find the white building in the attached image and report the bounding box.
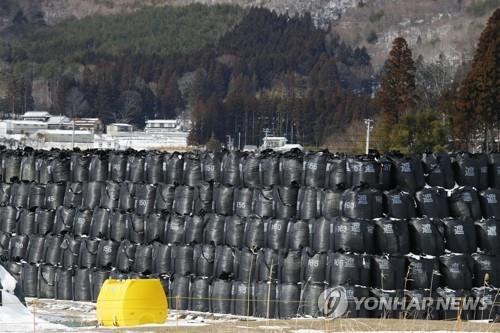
[106,123,134,136]
[145,119,182,134]
[261,136,288,150]
[103,131,189,150]
[260,136,303,152]
[0,116,190,151]
[21,111,51,122]
[0,120,48,135]
[37,129,94,143]
[47,115,71,129]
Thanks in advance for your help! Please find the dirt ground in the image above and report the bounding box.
[26,299,500,333]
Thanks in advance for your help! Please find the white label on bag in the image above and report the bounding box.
[334,257,355,268]
[364,164,375,173]
[309,259,319,267]
[465,166,475,177]
[357,195,368,205]
[400,162,411,173]
[391,195,402,205]
[486,194,498,204]
[378,259,389,269]
[422,224,432,234]
[422,194,433,203]
[454,225,464,235]
[383,224,394,234]
[351,223,360,233]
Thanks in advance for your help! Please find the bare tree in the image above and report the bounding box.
[415,53,455,109]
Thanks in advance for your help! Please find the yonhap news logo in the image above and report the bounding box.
[318,287,490,318]
[318,286,349,318]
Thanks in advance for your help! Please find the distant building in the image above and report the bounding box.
[36,129,94,143]
[107,123,134,136]
[242,145,258,152]
[0,115,190,151]
[46,116,103,133]
[145,119,181,134]
[0,120,48,135]
[74,118,103,133]
[31,129,95,150]
[260,136,303,152]
[47,116,71,129]
[261,136,288,150]
[21,111,51,122]
[106,120,189,150]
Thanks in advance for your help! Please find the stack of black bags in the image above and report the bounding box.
[0,147,499,319]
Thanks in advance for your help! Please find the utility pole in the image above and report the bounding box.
[364,119,374,155]
[262,128,271,150]
[226,135,233,151]
[72,108,76,150]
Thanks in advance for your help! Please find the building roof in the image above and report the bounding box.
[37,129,93,135]
[22,111,51,118]
[110,123,133,127]
[47,116,70,124]
[146,119,178,124]
[75,118,101,123]
[6,120,48,126]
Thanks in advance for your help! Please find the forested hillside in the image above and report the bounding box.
[1,3,497,151]
[0,5,245,65]
[0,5,375,148]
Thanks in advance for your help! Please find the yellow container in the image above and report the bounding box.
[96,279,168,327]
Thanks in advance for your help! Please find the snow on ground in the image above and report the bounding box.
[17,299,500,332]
[1,294,66,332]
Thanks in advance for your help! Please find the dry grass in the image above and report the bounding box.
[30,299,500,332]
[63,317,500,332]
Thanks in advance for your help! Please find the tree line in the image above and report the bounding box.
[0,5,498,152]
[373,8,499,152]
[1,6,375,149]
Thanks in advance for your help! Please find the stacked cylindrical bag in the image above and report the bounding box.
[1,147,500,319]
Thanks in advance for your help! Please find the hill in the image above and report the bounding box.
[0,4,245,65]
[1,0,498,68]
[0,6,375,150]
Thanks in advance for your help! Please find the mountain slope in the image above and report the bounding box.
[2,4,245,64]
[2,0,498,69]
[0,0,500,69]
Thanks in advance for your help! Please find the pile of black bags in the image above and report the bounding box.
[1,147,500,319]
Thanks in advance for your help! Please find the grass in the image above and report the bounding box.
[55,317,500,332]
[30,297,500,332]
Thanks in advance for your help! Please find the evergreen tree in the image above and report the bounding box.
[373,37,417,152]
[188,68,210,106]
[160,73,182,119]
[454,8,500,150]
[6,74,34,115]
[375,37,416,123]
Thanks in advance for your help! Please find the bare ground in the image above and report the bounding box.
[26,299,500,333]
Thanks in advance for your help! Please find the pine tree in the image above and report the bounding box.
[454,8,500,150]
[188,68,209,106]
[160,73,182,119]
[375,37,416,123]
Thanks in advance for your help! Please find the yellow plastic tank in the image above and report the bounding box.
[96,279,168,327]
